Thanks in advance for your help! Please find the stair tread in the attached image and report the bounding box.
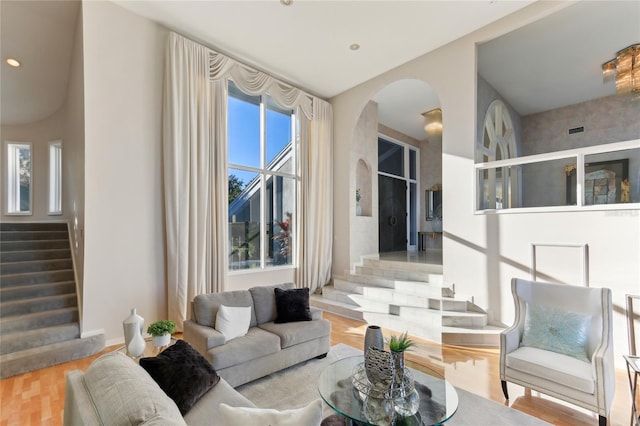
[441,325,505,333]
[1,323,79,340]
[1,258,71,266]
[0,334,102,361]
[1,293,77,307]
[0,280,76,292]
[0,306,78,323]
[0,268,74,279]
[335,273,433,285]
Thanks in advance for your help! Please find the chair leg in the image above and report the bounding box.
[501,380,509,400]
[598,415,606,426]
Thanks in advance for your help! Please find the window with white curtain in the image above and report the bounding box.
[227,81,297,271]
[6,141,32,215]
[48,141,62,215]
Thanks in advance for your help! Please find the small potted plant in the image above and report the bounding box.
[147,320,176,348]
[387,331,415,353]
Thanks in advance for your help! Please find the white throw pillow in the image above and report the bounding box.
[214,305,252,341]
[219,399,322,426]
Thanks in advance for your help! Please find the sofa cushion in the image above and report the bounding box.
[219,399,323,426]
[209,327,280,370]
[82,351,186,425]
[140,340,220,415]
[215,305,252,341]
[183,378,255,424]
[274,287,312,323]
[506,346,594,393]
[521,302,591,361]
[249,282,294,324]
[193,290,256,328]
[259,318,331,349]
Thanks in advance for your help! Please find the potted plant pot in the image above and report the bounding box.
[147,319,176,348]
[152,333,171,348]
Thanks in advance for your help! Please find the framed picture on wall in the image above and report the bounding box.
[565,159,629,205]
[426,189,441,221]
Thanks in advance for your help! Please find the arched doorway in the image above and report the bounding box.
[351,78,442,258]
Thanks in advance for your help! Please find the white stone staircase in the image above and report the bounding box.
[310,256,503,346]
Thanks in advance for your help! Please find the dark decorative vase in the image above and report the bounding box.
[364,325,384,354]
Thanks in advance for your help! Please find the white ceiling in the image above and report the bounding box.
[478,0,640,116]
[1,1,80,126]
[2,1,638,140]
[113,0,532,99]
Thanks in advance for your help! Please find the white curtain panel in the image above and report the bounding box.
[163,33,227,329]
[164,32,333,327]
[296,99,333,293]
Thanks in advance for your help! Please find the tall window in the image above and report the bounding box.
[227,81,297,271]
[48,141,62,215]
[6,142,32,215]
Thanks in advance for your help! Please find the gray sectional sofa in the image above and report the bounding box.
[63,350,255,425]
[183,282,332,387]
[63,283,330,425]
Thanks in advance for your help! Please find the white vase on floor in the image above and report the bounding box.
[127,324,146,358]
[123,308,144,350]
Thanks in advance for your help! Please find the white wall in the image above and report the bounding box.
[349,101,379,268]
[331,1,640,366]
[81,1,168,344]
[64,5,85,299]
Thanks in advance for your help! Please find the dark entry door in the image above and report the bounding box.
[379,175,407,253]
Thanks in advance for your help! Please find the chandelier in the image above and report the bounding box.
[422,108,442,136]
[602,43,640,94]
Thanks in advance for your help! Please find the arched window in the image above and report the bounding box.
[478,100,518,209]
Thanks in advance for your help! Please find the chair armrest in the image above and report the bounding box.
[310,306,323,321]
[183,320,225,357]
[499,325,521,378]
[590,287,615,415]
[501,325,521,354]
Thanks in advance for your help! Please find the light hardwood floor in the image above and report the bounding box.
[0,312,633,425]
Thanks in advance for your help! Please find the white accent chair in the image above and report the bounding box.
[500,278,614,426]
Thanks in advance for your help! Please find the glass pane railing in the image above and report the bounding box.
[475,140,639,212]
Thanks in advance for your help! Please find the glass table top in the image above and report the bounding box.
[318,355,458,426]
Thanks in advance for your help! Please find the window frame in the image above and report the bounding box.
[5,141,33,216]
[227,81,298,273]
[48,140,62,215]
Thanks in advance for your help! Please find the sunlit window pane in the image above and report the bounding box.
[49,141,62,214]
[228,83,260,168]
[266,96,293,171]
[228,168,261,270]
[6,142,32,214]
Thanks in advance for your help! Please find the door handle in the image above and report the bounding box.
[389,216,397,226]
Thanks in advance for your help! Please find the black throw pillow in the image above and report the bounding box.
[274,287,312,323]
[139,339,220,415]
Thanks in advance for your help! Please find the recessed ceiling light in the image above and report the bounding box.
[280,0,292,5]
[6,58,21,67]
[350,44,360,51]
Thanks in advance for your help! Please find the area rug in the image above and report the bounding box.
[237,344,550,425]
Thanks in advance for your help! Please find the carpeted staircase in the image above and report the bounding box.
[0,222,104,379]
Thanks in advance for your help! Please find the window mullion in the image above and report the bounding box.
[260,96,266,269]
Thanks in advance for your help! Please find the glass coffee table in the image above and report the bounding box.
[318,356,458,425]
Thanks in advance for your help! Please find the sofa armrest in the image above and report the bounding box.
[183,320,226,357]
[64,370,100,426]
[310,306,323,321]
